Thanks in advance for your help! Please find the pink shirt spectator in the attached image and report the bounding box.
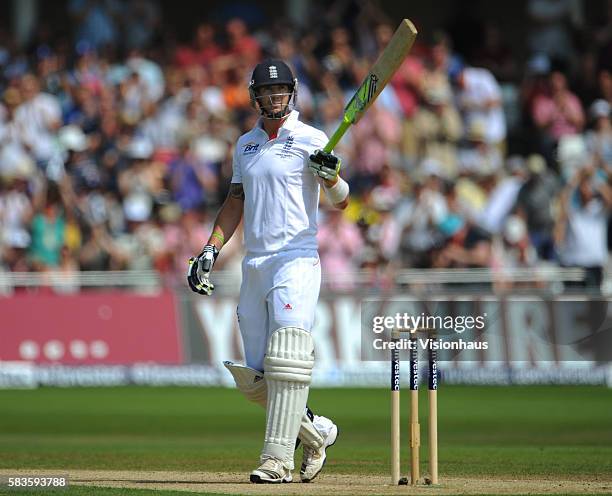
[351,106,402,174]
[317,211,363,290]
[391,56,424,118]
[532,91,584,140]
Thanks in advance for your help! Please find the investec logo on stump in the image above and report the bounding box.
[392,356,399,391]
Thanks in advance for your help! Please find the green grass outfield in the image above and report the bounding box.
[0,386,610,495]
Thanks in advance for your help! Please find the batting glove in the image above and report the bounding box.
[187,245,219,296]
[309,150,341,181]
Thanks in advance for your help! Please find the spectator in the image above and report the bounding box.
[473,22,518,83]
[527,0,582,66]
[412,76,463,177]
[366,194,401,264]
[515,154,559,260]
[226,18,261,69]
[557,133,589,181]
[148,68,189,151]
[79,223,121,270]
[498,214,538,269]
[113,193,162,271]
[432,214,493,270]
[64,86,101,133]
[451,63,507,149]
[58,125,101,194]
[190,114,234,197]
[555,165,612,290]
[317,208,364,291]
[174,22,222,68]
[275,33,315,100]
[350,102,402,181]
[166,139,217,211]
[597,69,612,108]
[532,69,585,165]
[94,114,124,194]
[199,66,228,116]
[1,229,30,272]
[585,99,612,169]
[0,87,21,140]
[573,50,599,107]
[430,220,481,268]
[13,73,62,165]
[69,48,105,98]
[457,121,504,185]
[118,137,164,206]
[36,48,65,98]
[29,184,67,270]
[123,0,161,50]
[370,164,402,207]
[68,0,123,50]
[533,70,585,140]
[478,155,527,234]
[521,53,551,122]
[0,169,34,259]
[321,27,355,92]
[397,165,447,268]
[126,49,165,103]
[221,67,252,112]
[492,215,540,290]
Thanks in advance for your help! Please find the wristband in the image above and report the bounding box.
[323,177,349,204]
[211,232,225,246]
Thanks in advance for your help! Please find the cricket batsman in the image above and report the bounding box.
[187,59,349,483]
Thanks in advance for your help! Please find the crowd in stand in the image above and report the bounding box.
[1,0,612,291]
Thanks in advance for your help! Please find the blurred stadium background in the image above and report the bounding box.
[1,0,612,390]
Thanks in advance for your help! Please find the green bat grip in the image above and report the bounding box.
[323,117,351,153]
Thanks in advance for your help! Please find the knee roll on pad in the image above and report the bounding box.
[264,326,314,383]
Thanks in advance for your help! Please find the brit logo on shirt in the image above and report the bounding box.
[243,142,260,155]
[276,136,295,158]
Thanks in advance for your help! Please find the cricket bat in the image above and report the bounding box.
[323,19,418,153]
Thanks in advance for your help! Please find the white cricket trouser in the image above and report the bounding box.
[237,249,321,371]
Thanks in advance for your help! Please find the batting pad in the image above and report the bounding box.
[223,361,267,406]
[262,327,314,468]
[223,360,324,450]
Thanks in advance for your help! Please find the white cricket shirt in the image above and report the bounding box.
[231,110,327,254]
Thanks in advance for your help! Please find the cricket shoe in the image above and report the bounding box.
[300,416,339,482]
[250,457,292,484]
